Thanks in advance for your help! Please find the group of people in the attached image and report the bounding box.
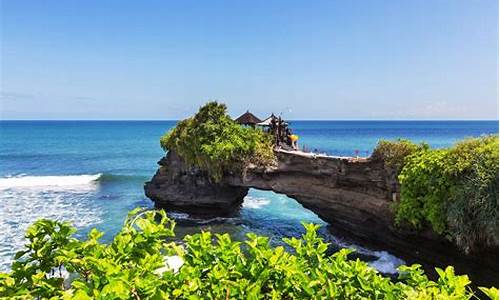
[268,116,299,150]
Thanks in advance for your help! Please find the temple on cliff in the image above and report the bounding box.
[235,111,298,150]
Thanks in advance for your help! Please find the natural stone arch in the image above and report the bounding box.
[145,149,498,287]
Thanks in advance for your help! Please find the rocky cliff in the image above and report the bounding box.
[145,150,498,287]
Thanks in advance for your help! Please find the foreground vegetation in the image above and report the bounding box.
[160,102,275,182]
[0,209,497,299]
[373,135,499,254]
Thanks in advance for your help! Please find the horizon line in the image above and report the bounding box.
[1,119,498,122]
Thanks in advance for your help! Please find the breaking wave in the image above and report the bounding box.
[242,196,271,209]
[0,193,103,271]
[368,251,406,274]
[0,174,102,190]
[97,173,148,184]
[323,233,404,274]
[0,174,104,271]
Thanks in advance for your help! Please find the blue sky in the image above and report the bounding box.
[1,1,498,120]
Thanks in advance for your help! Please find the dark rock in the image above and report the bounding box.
[144,151,248,217]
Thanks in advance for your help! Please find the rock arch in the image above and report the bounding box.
[145,149,498,287]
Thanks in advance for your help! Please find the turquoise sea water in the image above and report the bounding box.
[0,120,497,272]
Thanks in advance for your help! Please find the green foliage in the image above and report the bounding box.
[1,210,497,299]
[396,149,450,233]
[372,139,425,173]
[160,102,275,181]
[480,287,499,300]
[395,135,499,253]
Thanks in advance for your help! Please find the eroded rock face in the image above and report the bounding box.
[144,151,248,217]
[144,150,498,287]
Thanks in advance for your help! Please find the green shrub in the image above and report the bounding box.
[160,102,275,182]
[445,136,499,253]
[395,135,499,253]
[372,139,425,173]
[0,209,497,299]
[396,148,450,233]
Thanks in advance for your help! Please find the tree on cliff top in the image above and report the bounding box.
[160,102,275,181]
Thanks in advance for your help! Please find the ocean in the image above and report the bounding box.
[0,120,497,273]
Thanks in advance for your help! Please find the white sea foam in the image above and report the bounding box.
[166,212,240,225]
[320,232,404,274]
[368,251,405,274]
[168,212,190,220]
[194,217,239,225]
[0,174,102,190]
[242,197,271,209]
[344,245,404,274]
[0,175,103,271]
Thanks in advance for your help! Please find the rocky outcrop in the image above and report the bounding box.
[145,150,498,287]
[144,151,248,216]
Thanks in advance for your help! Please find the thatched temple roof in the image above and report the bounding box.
[235,111,262,125]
